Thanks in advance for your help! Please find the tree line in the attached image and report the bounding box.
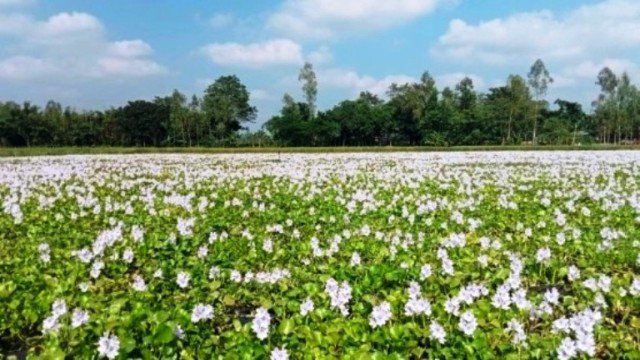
[1,59,639,147]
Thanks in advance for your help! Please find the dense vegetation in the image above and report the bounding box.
[1,59,639,147]
[1,152,639,359]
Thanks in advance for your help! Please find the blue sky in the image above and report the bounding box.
[1,0,639,129]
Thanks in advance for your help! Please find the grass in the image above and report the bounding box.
[1,144,639,157]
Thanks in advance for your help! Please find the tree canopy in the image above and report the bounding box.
[1,61,639,148]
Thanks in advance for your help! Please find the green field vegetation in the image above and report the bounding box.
[1,144,640,157]
[1,152,639,359]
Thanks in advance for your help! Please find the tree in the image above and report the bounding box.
[202,75,257,141]
[298,62,318,120]
[117,100,170,146]
[527,59,553,144]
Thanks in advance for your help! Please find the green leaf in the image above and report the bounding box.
[153,323,174,344]
[279,318,295,335]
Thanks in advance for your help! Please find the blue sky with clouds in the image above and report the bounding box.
[1,0,639,129]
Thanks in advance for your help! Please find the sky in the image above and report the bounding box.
[1,0,640,130]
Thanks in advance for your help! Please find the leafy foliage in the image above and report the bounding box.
[1,152,640,359]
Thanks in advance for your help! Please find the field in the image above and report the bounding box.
[2,144,640,158]
[1,151,639,359]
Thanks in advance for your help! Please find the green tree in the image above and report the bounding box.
[202,75,257,142]
[527,59,553,144]
[299,62,318,120]
[116,100,170,146]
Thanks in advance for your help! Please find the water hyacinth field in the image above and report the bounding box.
[1,152,640,359]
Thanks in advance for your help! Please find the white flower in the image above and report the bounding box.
[74,248,93,263]
[263,239,273,253]
[174,325,185,339]
[557,337,577,360]
[568,265,580,281]
[630,277,640,296]
[535,247,551,263]
[479,237,491,249]
[197,245,208,258]
[153,269,163,279]
[583,278,598,292]
[270,347,289,360]
[208,266,220,279]
[369,301,392,328]
[131,225,144,243]
[71,308,90,328]
[97,332,120,359]
[506,319,527,345]
[404,296,431,316]
[78,282,90,292]
[491,285,511,310]
[42,315,60,333]
[458,311,477,336]
[176,271,190,289]
[594,293,607,309]
[191,304,214,323]
[122,248,134,263]
[230,270,243,283]
[300,297,314,316]
[350,252,361,267]
[597,275,611,293]
[52,299,67,318]
[477,254,489,267]
[429,321,446,344]
[544,288,560,305]
[444,297,460,316]
[325,278,352,316]
[252,307,271,340]
[420,264,432,280]
[90,260,104,279]
[131,275,147,292]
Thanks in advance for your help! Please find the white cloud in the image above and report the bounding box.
[0,11,166,81]
[0,55,55,80]
[435,72,485,90]
[267,0,446,40]
[563,58,638,79]
[307,46,333,65]
[250,89,274,101]
[108,40,153,58]
[209,12,233,28]
[319,68,416,96]
[0,13,31,34]
[200,39,304,68]
[432,0,640,65]
[95,57,166,77]
[37,11,102,36]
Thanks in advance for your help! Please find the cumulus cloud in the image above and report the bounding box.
[0,10,166,81]
[200,38,304,68]
[432,0,640,65]
[307,46,333,65]
[319,68,416,96]
[267,0,447,40]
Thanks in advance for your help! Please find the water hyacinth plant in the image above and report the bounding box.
[0,151,640,358]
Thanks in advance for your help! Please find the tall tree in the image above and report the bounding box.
[117,100,170,146]
[298,62,318,120]
[527,59,553,144]
[505,75,531,143]
[202,75,256,142]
